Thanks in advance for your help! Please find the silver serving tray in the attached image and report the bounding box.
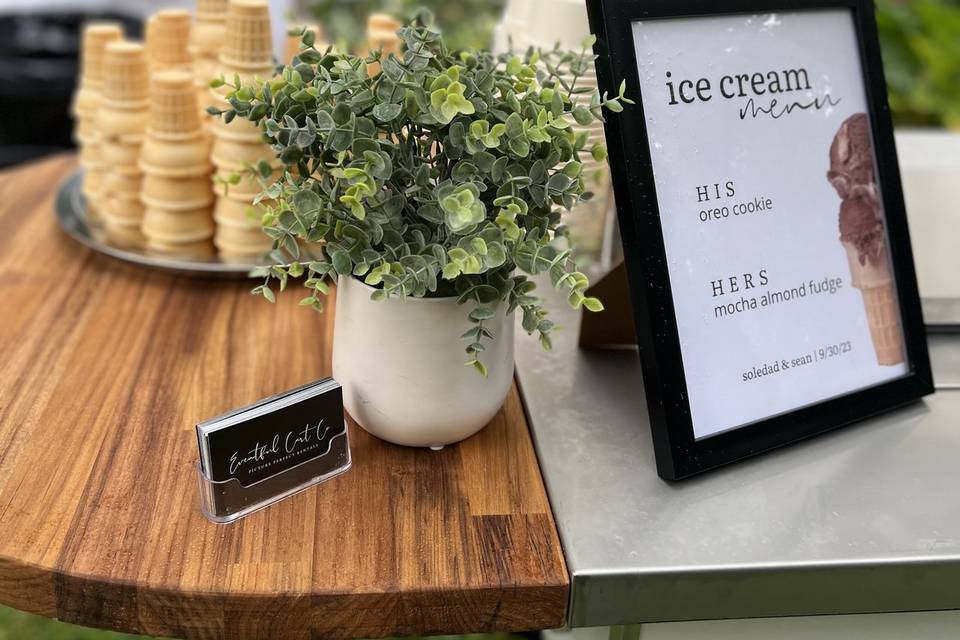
[55,170,261,278]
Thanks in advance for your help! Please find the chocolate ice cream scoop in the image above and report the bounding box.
[827,113,877,201]
[839,196,884,266]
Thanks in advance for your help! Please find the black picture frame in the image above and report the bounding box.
[584,0,934,480]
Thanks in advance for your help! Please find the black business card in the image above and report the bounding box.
[197,378,346,487]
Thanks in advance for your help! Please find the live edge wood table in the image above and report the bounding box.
[0,155,568,639]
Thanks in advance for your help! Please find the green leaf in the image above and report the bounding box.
[583,296,604,312]
[469,307,496,321]
[293,189,322,214]
[331,250,352,275]
[467,359,488,377]
[372,102,403,122]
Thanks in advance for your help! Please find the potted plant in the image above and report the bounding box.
[213,13,630,448]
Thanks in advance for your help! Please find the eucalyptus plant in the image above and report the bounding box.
[212,13,632,375]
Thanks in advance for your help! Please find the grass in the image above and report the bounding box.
[0,605,161,640]
[0,606,532,640]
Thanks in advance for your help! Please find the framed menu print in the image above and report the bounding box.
[585,0,934,480]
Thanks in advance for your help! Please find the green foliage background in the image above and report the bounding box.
[308,0,959,129]
[875,0,960,128]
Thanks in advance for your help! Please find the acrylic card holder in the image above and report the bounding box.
[197,421,351,524]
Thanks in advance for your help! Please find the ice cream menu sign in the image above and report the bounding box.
[587,0,933,479]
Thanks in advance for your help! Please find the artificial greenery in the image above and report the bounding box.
[211,12,631,375]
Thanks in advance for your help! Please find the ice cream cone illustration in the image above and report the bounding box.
[828,113,904,367]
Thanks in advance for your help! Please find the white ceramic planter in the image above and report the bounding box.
[332,276,515,448]
[894,129,960,299]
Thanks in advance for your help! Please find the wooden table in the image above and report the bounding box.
[0,155,568,639]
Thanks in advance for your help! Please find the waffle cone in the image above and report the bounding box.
[101,41,149,108]
[842,241,904,366]
[148,70,203,139]
[146,10,192,71]
[220,0,274,70]
[860,284,905,366]
[142,206,215,243]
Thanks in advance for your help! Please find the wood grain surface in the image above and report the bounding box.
[0,155,569,639]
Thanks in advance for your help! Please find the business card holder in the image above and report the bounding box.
[196,422,351,524]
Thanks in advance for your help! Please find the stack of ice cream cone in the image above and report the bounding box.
[209,0,279,257]
[97,41,150,247]
[189,0,229,122]
[72,23,123,222]
[146,10,193,73]
[364,14,402,77]
[139,71,215,256]
[828,113,905,367]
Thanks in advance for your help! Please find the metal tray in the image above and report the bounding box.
[55,170,261,278]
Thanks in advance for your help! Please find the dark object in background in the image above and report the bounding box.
[0,12,140,169]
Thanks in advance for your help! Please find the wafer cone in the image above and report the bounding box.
[191,0,229,126]
[147,237,217,257]
[73,23,123,121]
[101,192,146,247]
[141,174,215,210]
[210,129,278,166]
[842,241,905,366]
[100,41,150,244]
[101,139,142,170]
[220,0,274,71]
[214,194,269,225]
[142,206,215,242]
[104,223,147,249]
[81,165,105,222]
[75,23,123,220]
[140,136,211,175]
[214,221,272,256]
[146,10,193,72]
[148,70,204,139]
[101,41,149,109]
[104,170,143,198]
